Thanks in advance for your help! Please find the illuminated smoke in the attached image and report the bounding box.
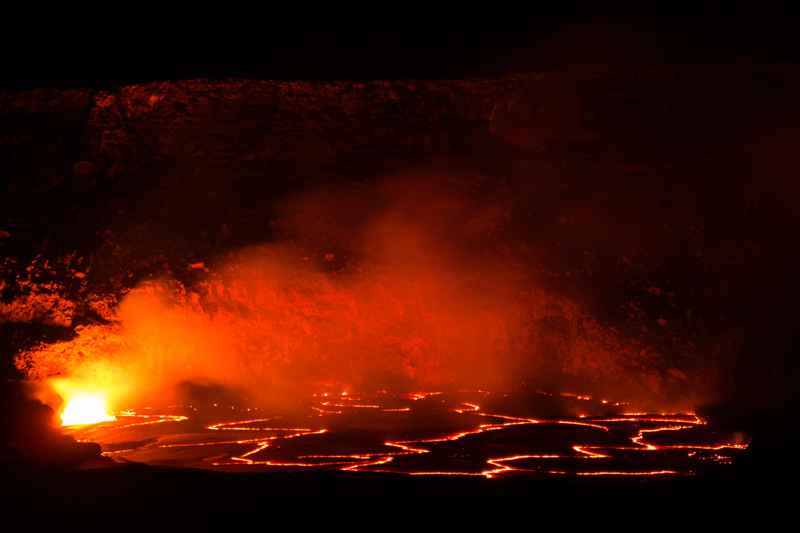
[15,174,688,413]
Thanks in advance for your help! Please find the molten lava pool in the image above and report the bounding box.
[64,391,748,478]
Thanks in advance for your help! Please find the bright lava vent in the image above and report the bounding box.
[60,393,116,427]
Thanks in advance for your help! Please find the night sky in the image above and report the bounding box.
[2,8,799,88]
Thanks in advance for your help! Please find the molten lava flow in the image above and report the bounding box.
[60,392,116,426]
[60,390,749,476]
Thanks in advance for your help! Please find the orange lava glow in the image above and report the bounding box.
[60,393,116,427]
[62,391,750,478]
[575,470,678,476]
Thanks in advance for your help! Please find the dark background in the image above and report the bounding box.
[2,8,799,523]
[2,7,799,89]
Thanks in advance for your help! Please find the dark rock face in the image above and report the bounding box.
[4,67,798,195]
[1,67,799,422]
[0,380,102,468]
[81,79,507,181]
[0,89,93,193]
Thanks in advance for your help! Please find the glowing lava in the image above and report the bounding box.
[62,391,750,476]
[60,393,116,426]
